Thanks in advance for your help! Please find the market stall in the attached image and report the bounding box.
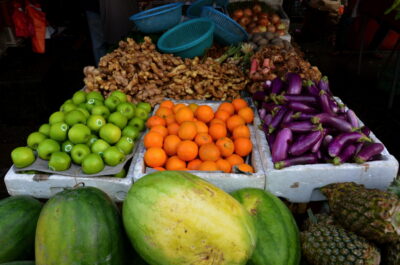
[1,1,400,264]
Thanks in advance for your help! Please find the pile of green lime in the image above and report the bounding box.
[11,90,151,176]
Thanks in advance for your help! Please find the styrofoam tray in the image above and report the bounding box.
[253,99,399,203]
[4,157,136,202]
[131,99,266,192]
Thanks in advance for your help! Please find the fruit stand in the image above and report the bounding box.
[1,0,400,265]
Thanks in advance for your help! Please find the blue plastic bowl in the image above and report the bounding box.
[200,6,248,45]
[129,2,183,33]
[187,0,214,18]
[157,18,214,58]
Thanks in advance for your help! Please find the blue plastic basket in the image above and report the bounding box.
[157,18,214,58]
[200,6,248,45]
[129,2,183,33]
[187,0,214,18]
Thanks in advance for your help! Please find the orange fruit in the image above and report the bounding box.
[226,115,246,132]
[195,105,214,123]
[209,118,225,126]
[188,103,199,112]
[146,116,166,128]
[165,114,176,125]
[178,121,197,140]
[232,98,248,112]
[165,156,187,170]
[175,107,194,124]
[150,125,168,138]
[216,159,232,173]
[237,163,254,173]
[215,137,234,157]
[232,125,251,139]
[195,133,213,146]
[177,140,198,161]
[234,137,253,157]
[160,100,174,109]
[209,123,227,141]
[199,143,221,162]
[144,147,167,168]
[218,102,235,116]
[167,123,180,135]
[155,107,173,119]
[163,135,181,156]
[144,131,164,148]
[187,159,202,170]
[153,167,165,171]
[199,161,219,171]
[194,121,208,134]
[215,110,231,122]
[173,103,186,114]
[226,154,244,166]
[238,107,254,123]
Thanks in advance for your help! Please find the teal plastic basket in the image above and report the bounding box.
[187,0,214,18]
[157,18,214,58]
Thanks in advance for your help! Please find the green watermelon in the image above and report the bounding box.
[35,187,125,265]
[123,171,256,265]
[231,188,301,265]
[0,196,42,263]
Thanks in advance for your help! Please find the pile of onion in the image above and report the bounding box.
[231,4,286,35]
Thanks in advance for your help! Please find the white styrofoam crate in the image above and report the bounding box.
[131,100,266,192]
[4,158,136,202]
[253,100,399,203]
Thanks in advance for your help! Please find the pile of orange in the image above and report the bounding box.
[143,99,255,173]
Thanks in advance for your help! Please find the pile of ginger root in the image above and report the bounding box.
[83,37,248,106]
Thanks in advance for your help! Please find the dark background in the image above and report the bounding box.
[1,0,399,198]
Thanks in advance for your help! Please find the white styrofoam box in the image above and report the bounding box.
[131,99,266,192]
[253,100,399,203]
[4,158,136,202]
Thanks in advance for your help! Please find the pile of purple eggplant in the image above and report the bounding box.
[253,73,385,169]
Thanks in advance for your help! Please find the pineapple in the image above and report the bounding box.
[301,223,381,265]
[321,182,400,244]
[302,213,336,231]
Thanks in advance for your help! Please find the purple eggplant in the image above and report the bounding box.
[318,76,331,95]
[355,143,384,164]
[328,132,371,157]
[311,129,326,153]
[305,80,320,96]
[346,109,359,128]
[271,77,284,95]
[263,80,272,91]
[261,102,279,112]
[252,91,268,102]
[283,121,321,133]
[319,92,336,116]
[288,102,317,113]
[276,94,318,104]
[328,97,339,113]
[316,150,323,160]
[361,126,371,137]
[292,112,314,121]
[271,128,292,162]
[312,113,354,132]
[282,110,294,124]
[263,114,273,125]
[355,142,365,155]
[286,73,302,95]
[258,108,267,120]
[289,130,323,156]
[268,107,287,133]
[332,144,357,165]
[323,134,333,147]
[266,133,276,146]
[274,154,318,169]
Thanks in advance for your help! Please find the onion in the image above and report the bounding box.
[277,29,286,36]
[252,27,261,33]
[267,24,276,33]
[258,13,268,19]
[252,4,262,13]
[240,16,251,26]
[248,22,257,30]
[234,9,244,19]
[258,25,267,32]
[270,14,280,24]
[258,18,270,26]
[244,8,253,17]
